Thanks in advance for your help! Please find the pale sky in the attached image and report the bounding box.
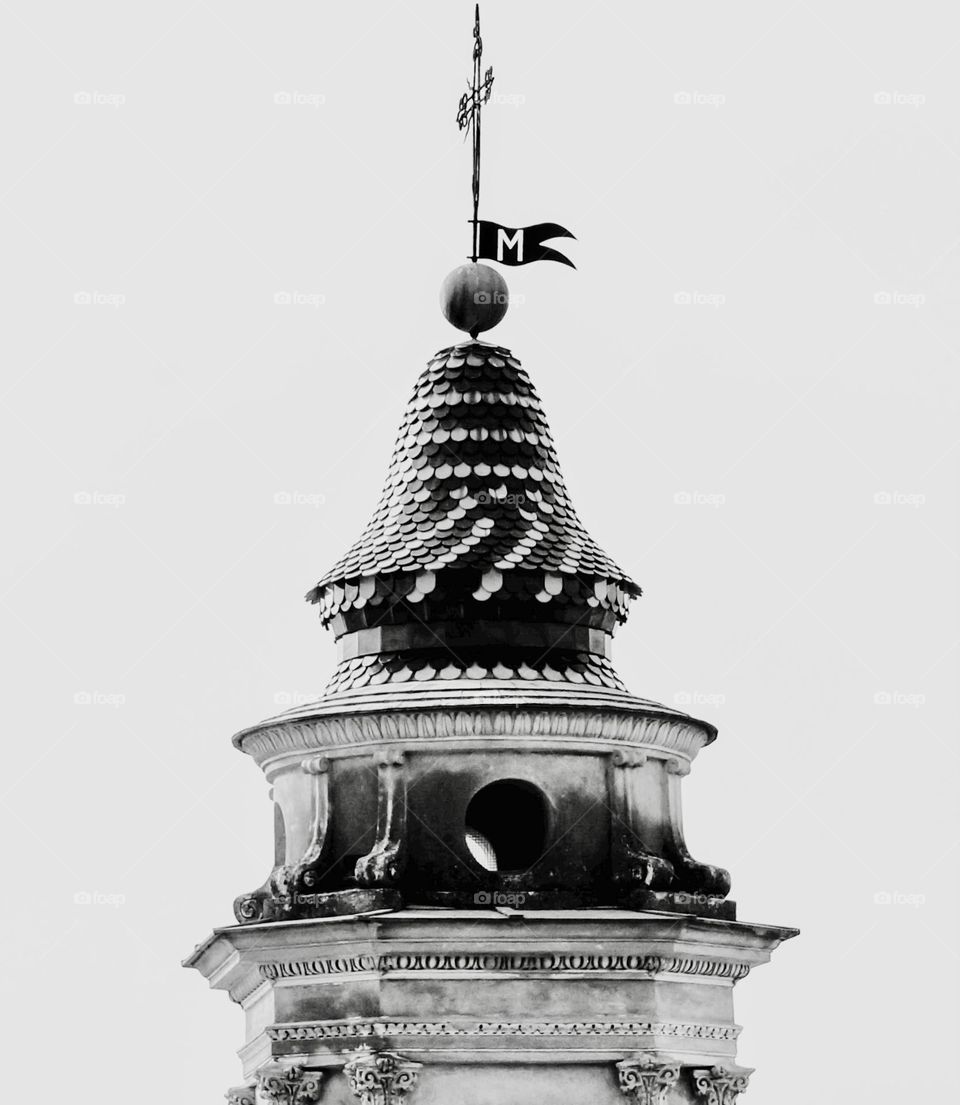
[1,2,956,1102]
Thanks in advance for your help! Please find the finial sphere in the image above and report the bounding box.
[440,263,508,337]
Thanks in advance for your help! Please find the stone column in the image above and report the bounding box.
[343,1047,422,1104]
[256,1064,324,1105]
[616,1054,682,1105]
[691,1064,753,1105]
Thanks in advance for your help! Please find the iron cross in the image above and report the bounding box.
[456,5,495,262]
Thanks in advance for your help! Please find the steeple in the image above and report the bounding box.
[187,12,796,1103]
[306,339,639,695]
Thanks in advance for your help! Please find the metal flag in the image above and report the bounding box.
[476,220,577,268]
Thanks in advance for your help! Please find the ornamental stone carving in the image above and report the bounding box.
[225,1087,256,1105]
[343,1048,422,1104]
[616,1054,682,1105]
[256,1064,323,1105]
[691,1064,754,1105]
[354,750,407,886]
[259,951,749,981]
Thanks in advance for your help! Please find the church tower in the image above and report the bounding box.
[185,12,796,1105]
[186,336,796,1105]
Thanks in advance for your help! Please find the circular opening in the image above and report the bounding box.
[464,779,548,874]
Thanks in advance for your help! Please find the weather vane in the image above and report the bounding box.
[456,5,495,263]
[442,5,576,340]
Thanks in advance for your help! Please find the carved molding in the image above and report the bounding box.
[343,1048,421,1104]
[236,709,708,768]
[616,1055,682,1105]
[225,1087,256,1105]
[259,951,749,982]
[256,1064,323,1105]
[692,1065,754,1105]
[267,1019,740,1042]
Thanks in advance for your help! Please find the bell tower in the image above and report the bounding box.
[186,337,796,1105]
[185,10,796,1103]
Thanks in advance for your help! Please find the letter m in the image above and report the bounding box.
[497,227,524,263]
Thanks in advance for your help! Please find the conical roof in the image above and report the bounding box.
[306,340,641,694]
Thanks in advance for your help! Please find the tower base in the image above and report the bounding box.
[185,907,796,1104]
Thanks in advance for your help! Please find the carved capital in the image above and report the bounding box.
[256,1064,323,1105]
[616,1054,681,1105]
[225,1087,256,1105]
[343,1047,422,1104]
[691,1064,753,1105]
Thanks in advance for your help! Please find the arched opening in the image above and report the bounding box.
[464,779,548,873]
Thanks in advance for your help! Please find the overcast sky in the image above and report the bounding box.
[1,2,956,1102]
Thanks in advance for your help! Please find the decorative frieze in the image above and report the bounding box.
[235,708,709,767]
[267,1018,739,1042]
[692,1064,754,1105]
[616,1055,682,1105]
[343,1048,421,1104]
[259,951,749,982]
[256,1064,323,1105]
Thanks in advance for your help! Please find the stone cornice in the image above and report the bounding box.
[236,707,712,771]
[258,951,750,983]
[267,1018,740,1043]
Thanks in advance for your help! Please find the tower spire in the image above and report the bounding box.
[457,4,494,262]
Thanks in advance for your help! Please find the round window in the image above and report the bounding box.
[464,779,548,873]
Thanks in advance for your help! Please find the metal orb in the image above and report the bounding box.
[440,263,509,336]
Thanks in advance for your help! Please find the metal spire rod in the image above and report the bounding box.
[457,4,494,262]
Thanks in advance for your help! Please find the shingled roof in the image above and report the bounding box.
[307,341,640,628]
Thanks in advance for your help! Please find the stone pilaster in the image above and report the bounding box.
[616,1054,682,1105]
[343,1047,422,1104]
[256,1064,323,1105]
[691,1064,753,1105]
